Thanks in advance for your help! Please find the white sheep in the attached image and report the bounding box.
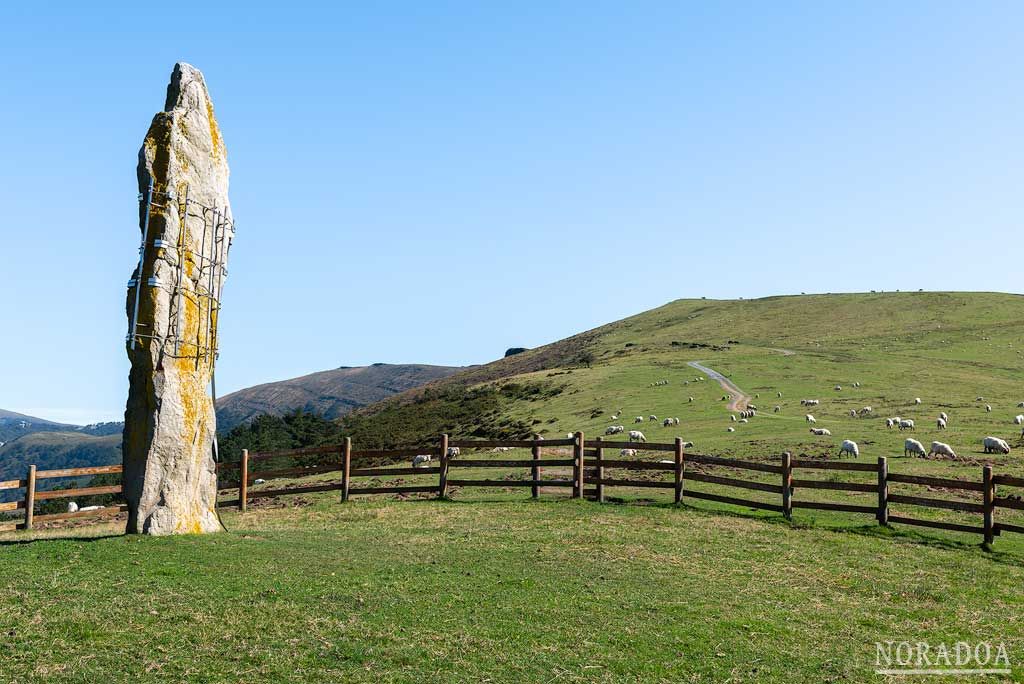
[620,448,638,457]
[839,440,859,458]
[649,415,657,422]
[254,478,267,485]
[849,409,857,418]
[936,418,946,430]
[634,416,644,423]
[976,396,985,402]
[986,404,993,413]
[726,427,735,433]
[1014,415,1024,425]
[859,406,873,416]
[446,447,460,458]
[628,430,647,442]
[928,441,957,458]
[663,418,673,427]
[983,436,1011,455]
[739,418,749,423]
[805,414,816,424]
[904,439,927,457]
[886,419,894,429]
[688,397,694,402]
[898,419,915,431]
[412,454,432,467]
[835,385,842,391]
[682,441,694,448]
[68,502,104,513]
[731,415,737,422]
[773,406,781,413]
[809,428,831,436]
[915,398,922,405]
[940,412,949,423]
[673,417,680,426]
[1018,402,1024,408]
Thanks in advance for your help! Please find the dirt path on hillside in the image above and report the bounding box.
[687,361,750,412]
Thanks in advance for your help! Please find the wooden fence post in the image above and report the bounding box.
[438,434,450,499]
[341,438,352,502]
[877,457,888,525]
[781,451,792,519]
[531,436,541,499]
[573,431,584,499]
[595,437,605,503]
[983,465,995,546]
[23,464,36,531]
[674,438,684,505]
[239,449,249,512]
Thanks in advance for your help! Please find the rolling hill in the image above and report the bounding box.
[333,292,1024,465]
[214,363,464,431]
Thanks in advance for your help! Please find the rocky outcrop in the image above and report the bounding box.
[122,63,232,535]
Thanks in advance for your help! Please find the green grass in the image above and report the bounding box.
[2,492,1024,683]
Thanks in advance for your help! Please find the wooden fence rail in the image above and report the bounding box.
[4,434,1024,549]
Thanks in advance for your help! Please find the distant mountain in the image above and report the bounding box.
[215,363,463,431]
[0,409,75,444]
[0,431,121,486]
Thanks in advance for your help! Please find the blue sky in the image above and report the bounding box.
[0,1,1021,424]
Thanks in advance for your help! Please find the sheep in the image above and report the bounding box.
[254,478,267,485]
[904,439,927,457]
[663,418,674,427]
[605,425,625,435]
[886,418,894,429]
[976,397,985,402]
[936,418,947,430]
[839,440,859,458]
[649,415,658,422]
[492,446,513,452]
[739,418,749,423]
[446,447,460,458]
[635,416,644,423]
[983,437,1011,455]
[777,391,783,398]
[859,406,873,416]
[1014,415,1024,425]
[940,412,949,423]
[898,419,915,431]
[915,398,922,405]
[620,449,638,457]
[809,428,831,436]
[853,382,861,388]
[773,405,781,413]
[731,415,737,422]
[412,454,432,467]
[805,414,816,424]
[986,404,993,413]
[688,397,694,402]
[673,418,680,426]
[928,441,957,458]
[682,441,694,448]
[726,427,735,433]
[849,409,857,418]
[628,430,647,442]
[1018,402,1024,408]
[834,385,842,391]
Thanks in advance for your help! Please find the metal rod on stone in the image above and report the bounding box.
[128,177,154,350]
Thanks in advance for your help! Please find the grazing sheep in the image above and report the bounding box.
[492,446,513,453]
[446,447,461,458]
[412,454,432,467]
[628,430,647,442]
[886,419,894,429]
[620,449,638,457]
[805,414,816,424]
[254,478,267,485]
[688,397,694,402]
[674,418,680,426]
[914,398,922,405]
[774,405,781,413]
[809,428,832,436]
[1014,415,1024,425]
[940,412,949,423]
[898,419,915,431]
[777,391,783,398]
[839,440,859,458]
[635,416,644,423]
[610,414,619,421]
[936,418,947,430]
[67,502,79,513]
[731,415,737,422]
[727,427,735,432]
[928,441,957,458]
[986,404,993,413]
[663,418,674,427]
[682,441,694,448]
[904,439,927,457]
[1018,402,1024,408]
[649,415,657,422]
[983,436,1011,454]
[853,382,861,388]
[976,397,985,402]
[739,418,749,423]
[835,385,842,391]
[605,426,618,435]
[849,409,857,418]
[859,406,873,416]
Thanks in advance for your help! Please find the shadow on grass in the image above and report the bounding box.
[0,532,124,547]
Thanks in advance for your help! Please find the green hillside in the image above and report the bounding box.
[320,292,1023,467]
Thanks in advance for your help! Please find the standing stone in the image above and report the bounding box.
[122,63,232,535]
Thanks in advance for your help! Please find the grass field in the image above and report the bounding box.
[3,491,1024,683]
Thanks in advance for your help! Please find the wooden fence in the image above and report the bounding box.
[3,433,1023,549]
